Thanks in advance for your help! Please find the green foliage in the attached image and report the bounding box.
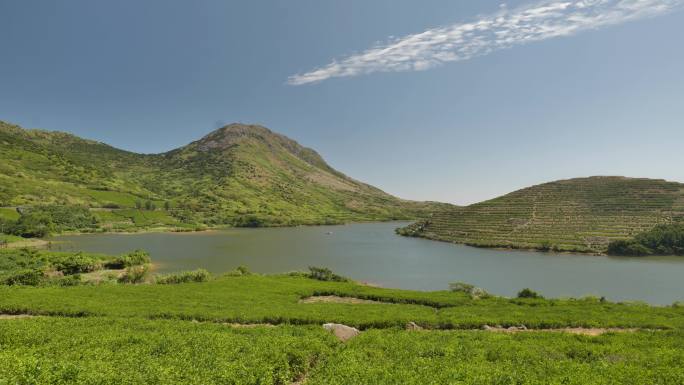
[517,288,544,299]
[3,205,98,237]
[118,264,151,284]
[156,269,211,284]
[449,281,489,299]
[608,224,684,256]
[306,329,684,384]
[0,318,334,385]
[106,249,151,269]
[49,252,100,275]
[308,266,349,282]
[1,268,44,286]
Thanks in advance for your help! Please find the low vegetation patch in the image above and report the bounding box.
[156,269,211,284]
[608,224,684,256]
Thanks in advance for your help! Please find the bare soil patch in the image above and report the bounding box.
[299,295,384,305]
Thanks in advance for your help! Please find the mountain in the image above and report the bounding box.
[398,176,684,253]
[0,121,444,229]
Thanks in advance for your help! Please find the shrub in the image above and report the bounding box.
[449,282,474,293]
[106,249,151,269]
[608,224,684,256]
[156,269,211,284]
[307,266,348,282]
[50,253,100,275]
[449,281,490,299]
[53,274,82,287]
[118,264,150,284]
[2,268,44,286]
[517,288,543,299]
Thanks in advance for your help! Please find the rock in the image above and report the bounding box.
[323,323,360,342]
[518,324,528,330]
[507,326,520,331]
[406,322,423,331]
[481,324,494,331]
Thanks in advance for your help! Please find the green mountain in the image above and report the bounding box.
[399,176,684,253]
[0,121,442,230]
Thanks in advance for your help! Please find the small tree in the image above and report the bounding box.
[135,200,143,210]
[164,201,171,211]
[144,200,155,210]
[517,288,543,299]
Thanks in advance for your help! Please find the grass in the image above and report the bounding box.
[400,176,684,253]
[307,329,684,384]
[1,274,683,330]
[0,317,335,385]
[1,257,684,384]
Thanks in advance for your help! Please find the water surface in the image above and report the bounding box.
[52,222,684,304]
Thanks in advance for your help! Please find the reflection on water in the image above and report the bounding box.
[52,222,684,304]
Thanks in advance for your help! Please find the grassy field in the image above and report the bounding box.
[400,176,684,253]
[1,255,684,384]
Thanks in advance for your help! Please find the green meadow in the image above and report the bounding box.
[1,249,684,384]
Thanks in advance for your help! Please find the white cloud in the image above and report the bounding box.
[288,0,682,85]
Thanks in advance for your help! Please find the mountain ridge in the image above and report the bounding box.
[0,120,445,230]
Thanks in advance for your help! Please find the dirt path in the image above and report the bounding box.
[0,314,36,320]
[481,325,639,336]
[299,295,384,305]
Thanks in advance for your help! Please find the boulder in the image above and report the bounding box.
[323,323,360,342]
[406,322,423,331]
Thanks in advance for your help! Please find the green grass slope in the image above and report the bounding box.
[0,121,443,228]
[1,270,684,384]
[399,176,684,253]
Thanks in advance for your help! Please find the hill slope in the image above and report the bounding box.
[399,177,684,253]
[0,121,442,229]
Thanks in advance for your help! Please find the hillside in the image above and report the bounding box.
[0,121,442,231]
[399,177,684,253]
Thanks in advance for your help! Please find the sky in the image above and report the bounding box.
[1,0,683,205]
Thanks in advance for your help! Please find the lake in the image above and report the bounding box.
[51,222,684,304]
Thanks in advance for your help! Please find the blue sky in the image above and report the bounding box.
[1,0,683,204]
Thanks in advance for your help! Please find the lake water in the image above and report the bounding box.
[51,222,684,304]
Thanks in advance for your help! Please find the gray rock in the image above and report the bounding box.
[323,323,360,342]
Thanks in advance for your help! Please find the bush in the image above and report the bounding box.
[608,224,684,256]
[517,288,543,299]
[118,264,150,284]
[449,281,489,299]
[7,205,98,237]
[2,268,44,286]
[307,266,348,282]
[50,253,100,275]
[106,250,151,269]
[53,274,82,287]
[156,269,211,284]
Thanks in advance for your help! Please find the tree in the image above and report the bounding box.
[144,200,155,210]
[164,201,171,211]
[135,200,143,210]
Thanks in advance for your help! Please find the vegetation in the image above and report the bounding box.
[156,269,211,284]
[1,248,684,383]
[0,248,149,286]
[608,224,684,256]
[0,121,444,237]
[399,176,684,253]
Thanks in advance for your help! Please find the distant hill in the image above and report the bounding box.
[398,177,684,253]
[0,121,444,229]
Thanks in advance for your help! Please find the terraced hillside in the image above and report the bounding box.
[399,177,684,253]
[0,121,444,229]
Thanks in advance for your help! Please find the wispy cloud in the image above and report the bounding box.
[288,0,682,85]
